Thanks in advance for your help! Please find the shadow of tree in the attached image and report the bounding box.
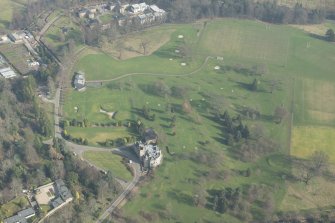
[167,189,193,206]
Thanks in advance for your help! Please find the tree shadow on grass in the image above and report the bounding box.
[152,202,165,210]
[167,189,193,206]
[233,104,273,122]
[131,107,144,118]
[46,33,61,42]
[160,116,171,122]
[309,33,326,41]
[160,124,170,129]
[153,49,179,59]
[151,108,163,113]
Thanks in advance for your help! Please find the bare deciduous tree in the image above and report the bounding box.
[140,39,150,55]
[274,105,288,123]
[310,151,329,174]
[298,151,329,185]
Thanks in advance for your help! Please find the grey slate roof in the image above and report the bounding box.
[144,128,158,143]
[4,207,35,223]
[18,208,35,218]
[55,179,72,201]
[51,197,64,208]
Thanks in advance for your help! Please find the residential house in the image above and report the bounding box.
[135,142,162,169]
[34,179,73,212]
[88,12,95,19]
[7,33,23,44]
[137,13,155,25]
[0,67,17,79]
[4,208,36,223]
[134,128,162,169]
[54,179,72,202]
[78,9,88,18]
[129,3,148,14]
[74,72,86,91]
[120,4,130,14]
[150,4,166,20]
[0,35,9,43]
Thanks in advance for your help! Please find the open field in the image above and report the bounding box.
[199,20,291,65]
[64,18,335,221]
[280,175,335,211]
[291,126,335,161]
[304,78,335,124]
[43,14,83,56]
[83,151,132,181]
[294,77,335,126]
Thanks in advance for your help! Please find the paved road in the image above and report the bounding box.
[96,161,141,223]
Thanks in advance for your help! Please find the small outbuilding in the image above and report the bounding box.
[74,71,86,91]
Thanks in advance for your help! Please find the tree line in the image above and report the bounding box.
[153,0,326,24]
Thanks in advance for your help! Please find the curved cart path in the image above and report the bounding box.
[86,56,214,83]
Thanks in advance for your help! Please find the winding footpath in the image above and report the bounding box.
[86,56,214,83]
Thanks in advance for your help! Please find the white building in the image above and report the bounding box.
[0,35,9,43]
[74,72,86,91]
[134,128,162,169]
[129,3,148,14]
[0,67,17,79]
[150,4,166,15]
[135,142,163,168]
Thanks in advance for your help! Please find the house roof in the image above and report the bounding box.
[144,144,161,160]
[138,14,147,19]
[74,73,86,89]
[4,215,27,223]
[0,67,16,78]
[51,197,64,208]
[144,128,158,142]
[150,4,165,13]
[55,179,72,201]
[18,208,35,218]
[4,208,35,223]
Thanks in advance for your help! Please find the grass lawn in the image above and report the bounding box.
[83,151,132,181]
[66,126,136,146]
[43,15,84,56]
[291,126,335,161]
[280,166,335,212]
[64,18,335,222]
[0,0,27,29]
[198,19,291,66]
[39,204,52,214]
[294,78,335,126]
[0,196,30,218]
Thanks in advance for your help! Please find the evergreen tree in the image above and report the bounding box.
[326,29,335,42]
[250,78,258,91]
